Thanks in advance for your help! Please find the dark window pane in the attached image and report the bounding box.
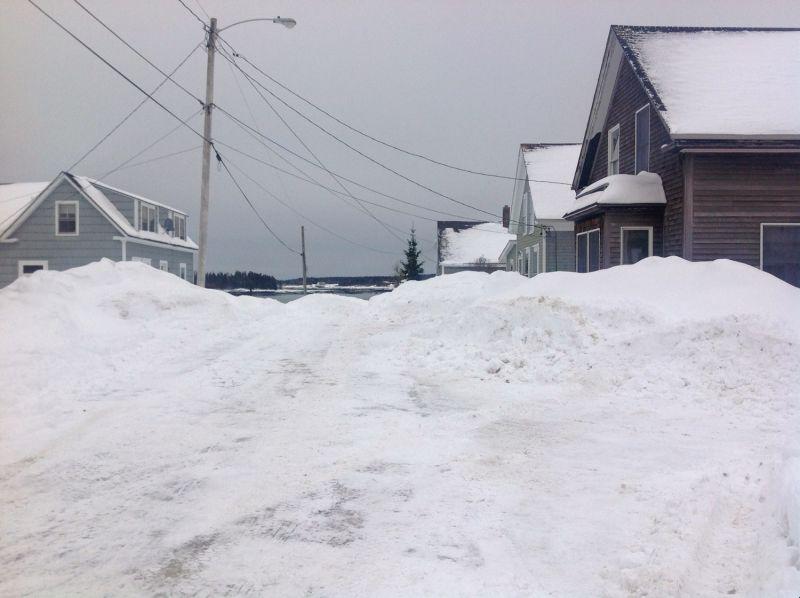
[623,229,651,264]
[577,234,588,273]
[588,230,600,271]
[763,225,800,287]
[58,204,76,234]
[22,264,44,274]
[636,106,650,173]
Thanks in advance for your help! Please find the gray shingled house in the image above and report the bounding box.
[0,172,197,287]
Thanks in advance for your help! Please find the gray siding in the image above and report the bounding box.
[0,179,123,287]
[126,240,195,280]
[100,187,136,225]
[544,230,575,272]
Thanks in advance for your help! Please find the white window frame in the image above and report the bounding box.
[159,260,169,272]
[131,256,152,266]
[54,200,79,236]
[531,245,540,276]
[620,226,654,265]
[760,223,800,270]
[607,124,621,176]
[516,250,523,273]
[174,214,186,240]
[575,228,601,273]
[18,260,49,276]
[179,262,187,280]
[139,202,157,233]
[634,104,650,173]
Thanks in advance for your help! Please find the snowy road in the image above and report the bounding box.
[2,258,800,596]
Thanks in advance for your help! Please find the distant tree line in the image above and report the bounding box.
[205,271,278,291]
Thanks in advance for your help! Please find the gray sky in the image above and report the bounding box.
[2,0,799,277]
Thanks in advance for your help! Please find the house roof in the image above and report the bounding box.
[1,173,197,250]
[564,172,667,220]
[613,26,800,139]
[572,26,800,189]
[521,144,581,220]
[439,222,514,267]
[0,182,49,238]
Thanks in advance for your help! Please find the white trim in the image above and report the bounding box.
[159,260,169,271]
[113,235,197,254]
[532,244,540,276]
[18,260,48,277]
[542,234,547,273]
[607,123,621,176]
[179,262,188,280]
[139,202,157,233]
[130,256,152,266]
[634,104,650,173]
[620,226,654,265]
[576,227,601,272]
[760,222,800,270]
[54,200,79,236]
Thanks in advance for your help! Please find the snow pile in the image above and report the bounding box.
[0,181,48,236]
[627,29,800,137]
[568,171,667,214]
[521,144,580,220]
[439,222,514,267]
[2,258,800,596]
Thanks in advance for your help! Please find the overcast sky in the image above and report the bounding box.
[2,0,799,277]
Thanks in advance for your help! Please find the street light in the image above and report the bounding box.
[197,15,296,287]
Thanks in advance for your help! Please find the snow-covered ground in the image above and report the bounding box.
[1,257,799,597]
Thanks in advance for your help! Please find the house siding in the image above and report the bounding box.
[585,58,684,256]
[101,188,137,225]
[691,153,800,266]
[126,240,195,279]
[0,179,122,287]
[602,206,664,268]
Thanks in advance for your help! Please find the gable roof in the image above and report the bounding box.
[439,222,514,267]
[1,173,197,250]
[572,26,800,188]
[614,26,800,139]
[0,182,49,238]
[521,144,581,220]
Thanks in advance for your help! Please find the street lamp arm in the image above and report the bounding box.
[218,17,296,32]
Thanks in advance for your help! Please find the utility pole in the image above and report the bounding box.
[300,225,308,294]
[197,17,217,288]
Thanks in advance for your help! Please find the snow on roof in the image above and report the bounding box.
[567,172,666,216]
[69,174,198,250]
[0,182,50,237]
[618,28,800,137]
[439,222,514,266]
[85,178,188,215]
[522,144,580,220]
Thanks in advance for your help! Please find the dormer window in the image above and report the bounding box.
[607,124,620,175]
[140,203,156,232]
[174,214,186,240]
[55,201,79,235]
[635,105,650,173]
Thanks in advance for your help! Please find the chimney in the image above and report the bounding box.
[502,205,511,228]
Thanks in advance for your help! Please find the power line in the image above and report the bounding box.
[223,48,570,185]
[101,108,203,178]
[215,50,502,220]
[111,145,201,174]
[214,152,299,254]
[67,43,200,172]
[218,47,407,244]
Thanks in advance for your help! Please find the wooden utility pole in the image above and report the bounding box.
[300,225,308,294]
[197,17,217,288]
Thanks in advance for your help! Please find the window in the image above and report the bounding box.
[608,124,620,175]
[140,203,156,232]
[761,223,800,287]
[635,105,650,173]
[55,201,78,235]
[159,260,169,272]
[174,214,186,240]
[576,229,601,273]
[517,251,523,273]
[18,260,48,276]
[179,263,187,280]
[530,245,540,276]
[131,256,152,266]
[620,227,653,265]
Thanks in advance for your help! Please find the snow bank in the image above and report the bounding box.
[2,257,799,596]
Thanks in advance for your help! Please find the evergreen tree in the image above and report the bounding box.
[399,227,424,280]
